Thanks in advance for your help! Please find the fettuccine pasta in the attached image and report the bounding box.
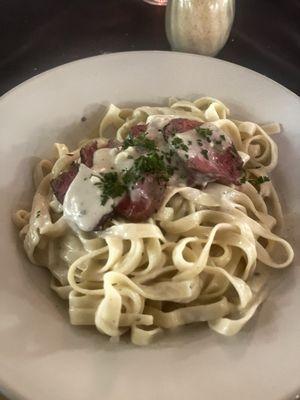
[13,97,294,345]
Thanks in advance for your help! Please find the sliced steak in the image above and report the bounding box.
[50,140,115,204]
[163,118,202,139]
[51,141,99,204]
[50,163,79,204]
[79,140,98,168]
[187,145,243,186]
[130,123,148,137]
[115,174,166,222]
[164,119,243,186]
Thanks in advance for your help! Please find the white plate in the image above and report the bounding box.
[0,51,299,400]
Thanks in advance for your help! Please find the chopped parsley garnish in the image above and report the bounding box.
[240,175,270,186]
[123,133,156,151]
[171,136,188,152]
[220,134,226,141]
[36,210,41,218]
[94,172,126,205]
[188,140,192,145]
[123,151,173,185]
[215,140,222,145]
[161,148,177,164]
[252,175,270,185]
[201,149,209,159]
[195,127,213,140]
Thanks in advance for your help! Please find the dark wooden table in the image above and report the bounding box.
[0,0,299,97]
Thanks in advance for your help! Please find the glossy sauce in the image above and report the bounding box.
[62,117,241,231]
[63,146,140,231]
[63,164,115,231]
[92,147,118,172]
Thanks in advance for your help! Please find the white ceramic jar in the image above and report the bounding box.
[166,0,235,56]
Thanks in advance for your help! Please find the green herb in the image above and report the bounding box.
[195,127,213,141]
[171,137,188,152]
[188,140,192,145]
[201,149,209,160]
[197,139,203,146]
[240,175,270,186]
[220,134,226,141]
[123,133,156,151]
[215,140,222,145]
[161,150,172,163]
[167,148,176,158]
[36,210,41,218]
[252,176,270,185]
[94,172,126,205]
[123,152,173,186]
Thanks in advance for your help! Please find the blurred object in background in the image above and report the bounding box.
[166,0,235,56]
[143,0,167,5]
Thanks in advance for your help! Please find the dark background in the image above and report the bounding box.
[0,0,299,96]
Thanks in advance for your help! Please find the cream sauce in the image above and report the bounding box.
[146,115,172,151]
[114,146,137,174]
[175,122,230,161]
[64,146,140,231]
[63,164,115,232]
[63,117,238,232]
[92,148,118,173]
[93,146,138,174]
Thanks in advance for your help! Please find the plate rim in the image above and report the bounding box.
[1,50,299,400]
[0,51,299,105]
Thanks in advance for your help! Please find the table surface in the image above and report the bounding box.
[0,0,299,97]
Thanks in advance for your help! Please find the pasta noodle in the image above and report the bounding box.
[13,97,294,345]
